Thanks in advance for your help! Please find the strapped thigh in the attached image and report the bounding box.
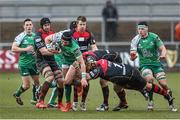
[43,69,54,80]
[155,72,166,81]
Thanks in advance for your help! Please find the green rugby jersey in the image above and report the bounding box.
[59,40,82,64]
[52,30,82,65]
[130,32,164,67]
[14,32,36,66]
[54,53,63,67]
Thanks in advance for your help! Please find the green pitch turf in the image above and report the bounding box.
[0,72,180,119]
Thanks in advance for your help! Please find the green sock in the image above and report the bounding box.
[15,85,26,97]
[48,87,58,104]
[65,85,72,102]
[149,91,153,101]
[32,85,37,101]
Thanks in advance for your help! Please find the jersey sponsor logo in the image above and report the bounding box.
[78,37,85,41]
[35,38,41,42]
[89,71,95,77]
[23,39,28,44]
[80,46,88,50]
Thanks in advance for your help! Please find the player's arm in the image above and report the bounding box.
[86,67,101,81]
[11,42,33,53]
[35,36,58,55]
[44,34,54,45]
[11,34,33,53]
[130,36,139,61]
[76,55,88,87]
[156,36,167,59]
[159,45,167,59]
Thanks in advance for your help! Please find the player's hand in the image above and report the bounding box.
[81,79,88,87]
[48,48,59,54]
[159,55,166,59]
[26,46,33,52]
[130,52,137,61]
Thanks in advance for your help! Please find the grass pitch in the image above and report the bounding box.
[0,72,180,119]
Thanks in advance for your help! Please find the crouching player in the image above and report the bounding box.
[65,57,177,112]
[83,50,128,111]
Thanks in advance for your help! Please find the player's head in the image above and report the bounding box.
[106,0,112,7]
[137,21,148,38]
[85,56,96,72]
[69,21,77,30]
[23,18,33,34]
[40,17,51,32]
[61,31,72,46]
[76,16,87,32]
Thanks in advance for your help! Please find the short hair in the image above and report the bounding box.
[24,18,32,23]
[138,21,148,26]
[77,16,87,23]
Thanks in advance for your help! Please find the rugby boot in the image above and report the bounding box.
[96,104,109,111]
[147,100,154,111]
[61,102,72,112]
[36,100,47,109]
[56,102,65,109]
[13,93,23,105]
[80,102,87,111]
[112,102,128,111]
[164,90,178,112]
[72,102,78,111]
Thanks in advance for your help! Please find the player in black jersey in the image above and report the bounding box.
[34,17,64,109]
[83,50,127,111]
[85,58,176,111]
[65,58,176,111]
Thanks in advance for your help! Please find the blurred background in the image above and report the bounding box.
[0,0,180,71]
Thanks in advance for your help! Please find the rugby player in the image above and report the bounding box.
[12,18,40,105]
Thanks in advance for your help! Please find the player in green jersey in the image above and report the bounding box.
[45,31,88,112]
[130,21,177,112]
[11,18,40,105]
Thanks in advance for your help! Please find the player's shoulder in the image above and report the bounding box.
[131,34,141,43]
[15,32,26,41]
[148,32,158,38]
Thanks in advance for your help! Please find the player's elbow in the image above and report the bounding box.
[11,46,18,53]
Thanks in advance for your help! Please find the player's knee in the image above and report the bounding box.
[142,69,154,82]
[44,70,54,82]
[23,84,30,90]
[100,79,108,87]
[113,84,122,92]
